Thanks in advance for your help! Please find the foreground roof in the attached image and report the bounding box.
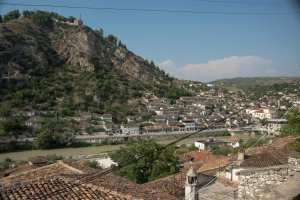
[1,177,129,200]
[196,156,233,174]
[0,160,179,200]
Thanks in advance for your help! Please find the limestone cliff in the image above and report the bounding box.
[0,17,167,83]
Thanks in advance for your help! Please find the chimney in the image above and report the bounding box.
[205,152,209,163]
[185,167,198,200]
[236,150,245,166]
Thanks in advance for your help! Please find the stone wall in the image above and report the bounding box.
[237,165,289,199]
[237,157,300,200]
[288,157,300,172]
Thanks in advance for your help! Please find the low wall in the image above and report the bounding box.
[74,130,230,144]
[237,165,289,199]
[237,157,300,200]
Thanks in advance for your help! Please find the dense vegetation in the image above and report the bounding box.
[280,109,300,152]
[0,9,191,148]
[243,82,300,101]
[110,140,178,183]
[211,77,299,88]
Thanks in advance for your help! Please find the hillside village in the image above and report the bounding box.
[0,9,300,200]
[4,80,299,138]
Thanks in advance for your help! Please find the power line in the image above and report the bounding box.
[39,107,248,198]
[195,0,286,5]
[0,2,297,15]
[185,102,298,200]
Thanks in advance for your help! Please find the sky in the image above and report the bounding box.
[1,0,300,82]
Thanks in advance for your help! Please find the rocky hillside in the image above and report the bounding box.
[0,14,167,82]
[0,10,190,124]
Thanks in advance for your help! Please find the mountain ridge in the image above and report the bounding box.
[0,11,170,83]
[210,76,300,88]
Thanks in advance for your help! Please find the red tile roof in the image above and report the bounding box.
[1,177,129,200]
[0,160,179,200]
[0,163,77,188]
[240,150,286,168]
[185,150,215,163]
[196,156,233,174]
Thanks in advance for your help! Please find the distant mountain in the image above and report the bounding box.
[210,77,300,88]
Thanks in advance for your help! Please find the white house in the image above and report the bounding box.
[121,124,140,135]
[181,120,196,131]
[194,141,205,150]
[95,157,117,169]
[222,138,240,148]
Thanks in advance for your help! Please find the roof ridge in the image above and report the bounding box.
[0,175,57,191]
[0,162,61,182]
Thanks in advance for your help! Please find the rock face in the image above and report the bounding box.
[0,18,166,82]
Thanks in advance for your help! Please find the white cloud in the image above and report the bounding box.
[157,56,275,82]
[157,60,175,70]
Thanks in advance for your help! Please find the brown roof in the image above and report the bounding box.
[240,151,285,168]
[269,136,296,149]
[196,156,232,174]
[0,160,179,200]
[245,136,296,155]
[185,150,216,163]
[1,177,129,200]
[0,163,77,187]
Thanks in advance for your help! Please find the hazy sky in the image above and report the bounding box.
[1,0,300,82]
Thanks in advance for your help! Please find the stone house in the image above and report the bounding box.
[25,116,42,128]
[120,123,140,135]
[181,120,196,131]
[195,138,228,151]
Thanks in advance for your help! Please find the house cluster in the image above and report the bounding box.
[13,110,50,128]
[139,95,254,134]
[1,136,298,199]
[245,107,276,120]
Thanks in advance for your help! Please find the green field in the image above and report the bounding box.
[0,135,251,162]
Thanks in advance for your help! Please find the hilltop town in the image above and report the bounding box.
[0,9,300,200]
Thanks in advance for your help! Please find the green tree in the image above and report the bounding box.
[35,130,56,149]
[0,15,2,23]
[260,118,268,126]
[67,16,76,23]
[35,124,73,149]
[3,10,20,22]
[85,125,94,135]
[0,107,10,117]
[95,28,104,37]
[46,154,64,163]
[107,34,118,45]
[2,157,13,169]
[281,109,300,136]
[84,160,101,169]
[110,140,178,184]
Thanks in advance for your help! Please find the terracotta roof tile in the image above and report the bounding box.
[185,150,215,163]
[240,151,285,168]
[196,156,232,174]
[1,177,129,200]
[0,163,77,187]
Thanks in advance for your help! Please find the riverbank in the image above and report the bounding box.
[0,135,252,162]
